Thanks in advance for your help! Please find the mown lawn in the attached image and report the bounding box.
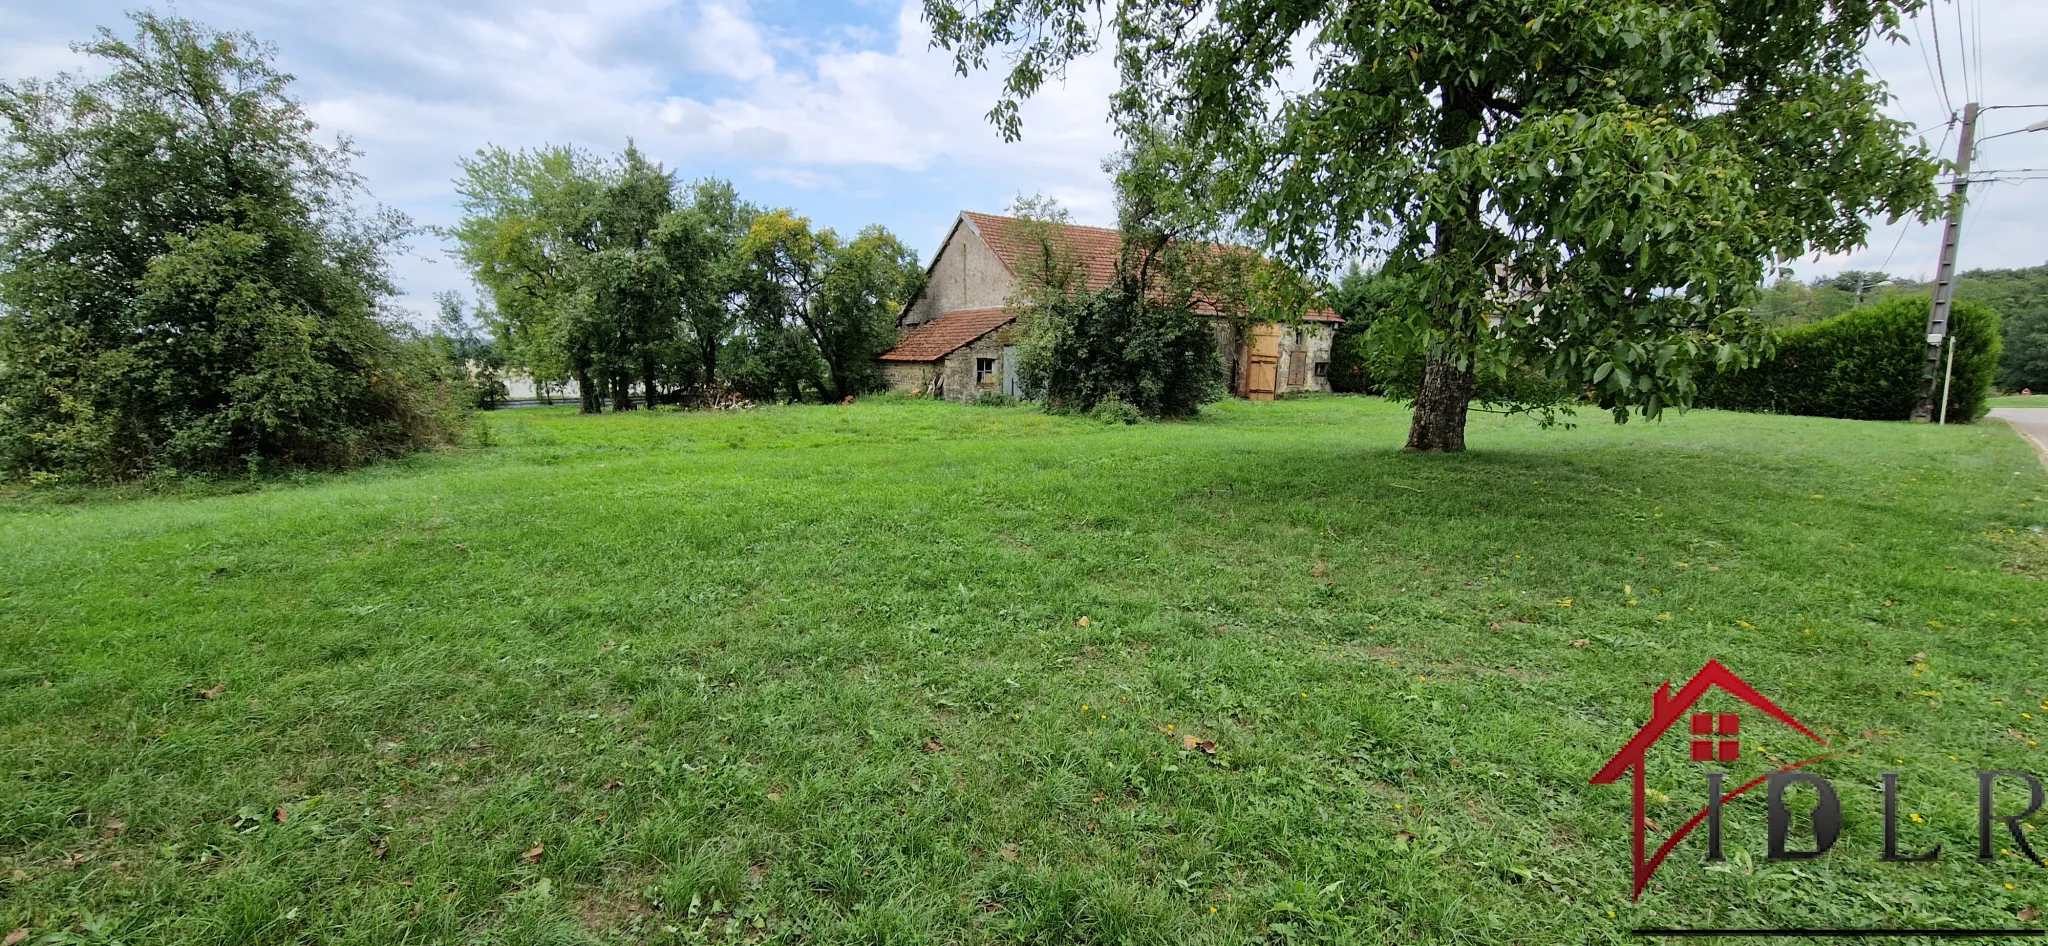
[2,396,2045,945]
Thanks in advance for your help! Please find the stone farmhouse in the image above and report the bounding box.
[878,211,1343,403]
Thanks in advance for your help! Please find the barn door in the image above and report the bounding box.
[1245,324,1280,401]
[1001,346,1020,398]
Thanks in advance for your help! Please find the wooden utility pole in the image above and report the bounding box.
[1916,102,1978,422]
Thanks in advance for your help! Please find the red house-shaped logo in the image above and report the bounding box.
[1588,660,1832,899]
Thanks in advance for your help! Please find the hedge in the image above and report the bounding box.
[1695,294,2000,422]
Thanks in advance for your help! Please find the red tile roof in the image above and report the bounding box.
[878,307,1017,362]
[958,211,1343,323]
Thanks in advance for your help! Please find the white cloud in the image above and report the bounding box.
[8,0,2037,317]
[1809,1,2048,282]
[0,0,1124,314]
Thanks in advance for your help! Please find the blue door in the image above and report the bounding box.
[1001,346,1021,398]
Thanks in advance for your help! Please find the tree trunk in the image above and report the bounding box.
[1405,351,1475,452]
[575,369,601,414]
[610,375,636,411]
[641,356,660,410]
[1401,82,1489,453]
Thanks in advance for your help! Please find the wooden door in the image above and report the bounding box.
[1244,324,1280,401]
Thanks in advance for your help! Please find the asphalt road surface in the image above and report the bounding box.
[1990,407,2048,468]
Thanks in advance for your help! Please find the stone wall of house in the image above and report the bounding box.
[1275,324,1337,393]
[881,362,937,395]
[901,220,1018,328]
[936,328,1012,402]
[1205,319,1336,396]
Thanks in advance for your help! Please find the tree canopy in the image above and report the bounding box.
[449,149,920,409]
[0,13,456,481]
[925,0,1944,449]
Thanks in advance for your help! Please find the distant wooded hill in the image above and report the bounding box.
[1757,263,2048,391]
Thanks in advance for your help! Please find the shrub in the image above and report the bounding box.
[973,392,1019,407]
[1695,294,1999,422]
[1014,289,1223,419]
[1089,397,1143,425]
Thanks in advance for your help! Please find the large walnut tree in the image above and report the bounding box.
[924,0,1944,449]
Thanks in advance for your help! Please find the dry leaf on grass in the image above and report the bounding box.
[601,779,623,790]
[521,844,544,863]
[999,845,1018,861]
[2018,905,2040,922]
[767,790,784,802]
[5,929,27,946]
[1310,562,1328,578]
[1570,638,1590,648]
[371,838,388,860]
[1075,616,1090,627]
[272,806,288,823]
[198,683,226,700]
[923,738,944,753]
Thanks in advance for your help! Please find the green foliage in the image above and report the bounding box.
[1015,287,1223,418]
[924,0,1943,448]
[1327,264,1572,411]
[0,13,457,482]
[972,391,1019,407]
[1953,265,2048,392]
[1088,395,1143,424]
[7,398,2048,940]
[1696,295,2000,422]
[451,157,916,409]
[448,144,690,412]
[429,292,509,410]
[1325,265,1394,394]
[1751,263,2048,392]
[736,213,924,402]
[2000,307,2048,394]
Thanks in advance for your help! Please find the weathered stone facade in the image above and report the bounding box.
[883,327,1014,402]
[1214,319,1338,397]
[900,221,1015,329]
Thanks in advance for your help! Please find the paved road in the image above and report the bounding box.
[1989,408,2048,467]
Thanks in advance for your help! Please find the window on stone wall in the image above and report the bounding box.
[976,357,996,385]
[1313,362,1329,378]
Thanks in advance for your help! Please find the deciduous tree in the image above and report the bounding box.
[925,0,1944,449]
[0,13,450,480]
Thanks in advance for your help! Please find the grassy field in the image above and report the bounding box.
[1987,395,2048,409]
[2,396,2045,945]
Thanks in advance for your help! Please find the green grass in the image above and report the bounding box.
[1986,395,2048,409]
[3,396,2046,944]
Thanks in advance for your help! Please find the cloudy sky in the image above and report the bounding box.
[3,0,2044,317]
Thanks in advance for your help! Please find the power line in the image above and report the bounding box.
[1929,8,1955,116]
[1910,14,1952,119]
[1969,0,1981,103]
[1877,118,1957,277]
[1952,0,1972,104]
